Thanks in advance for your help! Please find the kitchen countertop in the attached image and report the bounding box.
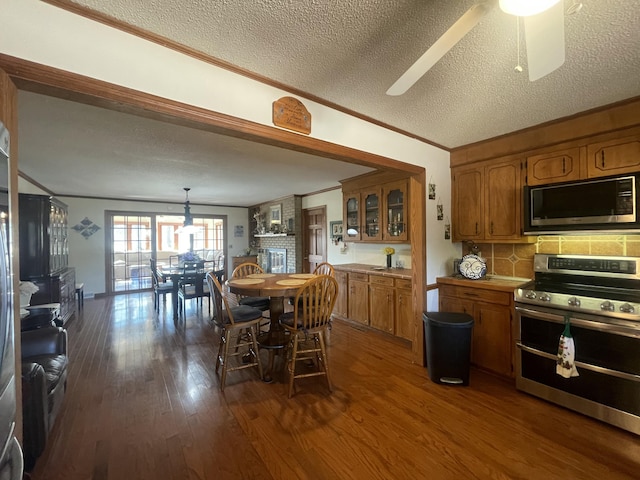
[334,263,412,280]
[436,274,530,293]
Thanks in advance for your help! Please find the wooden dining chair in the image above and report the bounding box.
[313,262,335,277]
[207,272,264,391]
[150,258,173,311]
[178,262,210,318]
[231,262,271,324]
[279,275,338,398]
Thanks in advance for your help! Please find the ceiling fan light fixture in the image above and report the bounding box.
[499,0,560,17]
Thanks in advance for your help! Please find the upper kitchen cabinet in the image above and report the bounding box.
[361,188,382,241]
[526,147,582,186]
[382,180,408,242]
[587,134,640,178]
[341,172,410,243]
[343,191,361,241]
[452,157,523,242]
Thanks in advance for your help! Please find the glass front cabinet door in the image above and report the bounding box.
[362,188,382,241]
[383,181,408,241]
[343,192,361,241]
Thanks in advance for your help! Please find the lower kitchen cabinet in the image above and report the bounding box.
[336,267,413,341]
[333,270,348,318]
[438,281,514,378]
[394,279,413,341]
[348,272,369,325]
[369,276,394,334]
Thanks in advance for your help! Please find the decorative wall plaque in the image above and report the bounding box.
[272,96,311,134]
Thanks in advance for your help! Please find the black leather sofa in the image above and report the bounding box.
[21,326,68,471]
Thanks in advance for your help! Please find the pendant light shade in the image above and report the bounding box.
[499,0,560,17]
[178,187,200,234]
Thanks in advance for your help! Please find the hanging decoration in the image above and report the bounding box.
[436,198,443,220]
[428,177,436,200]
[72,217,101,239]
[444,217,451,240]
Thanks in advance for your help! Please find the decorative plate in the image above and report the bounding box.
[459,254,487,280]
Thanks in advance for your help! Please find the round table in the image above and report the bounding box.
[227,272,317,381]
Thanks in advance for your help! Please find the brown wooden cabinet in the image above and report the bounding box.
[438,282,513,378]
[335,267,413,341]
[452,157,523,242]
[382,180,408,242]
[394,279,413,341]
[341,172,409,243]
[361,188,382,241]
[333,270,348,318]
[587,134,640,178]
[526,147,582,186]
[369,275,394,334]
[347,272,369,325]
[343,191,362,241]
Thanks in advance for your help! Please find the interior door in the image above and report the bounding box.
[302,207,326,273]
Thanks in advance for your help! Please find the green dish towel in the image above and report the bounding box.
[557,316,579,378]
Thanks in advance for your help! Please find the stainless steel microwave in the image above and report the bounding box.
[523,174,639,234]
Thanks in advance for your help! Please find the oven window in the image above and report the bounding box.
[520,315,640,375]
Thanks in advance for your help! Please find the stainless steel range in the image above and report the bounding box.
[514,254,640,435]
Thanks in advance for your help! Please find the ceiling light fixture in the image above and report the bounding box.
[499,0,560,17]
[177,187,200,235]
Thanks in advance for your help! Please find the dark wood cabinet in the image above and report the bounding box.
[19,194,69,278]
[19,194,75,324]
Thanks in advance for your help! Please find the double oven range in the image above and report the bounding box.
[514,254,640,435]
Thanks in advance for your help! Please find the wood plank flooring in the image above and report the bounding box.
[29,294,640,480]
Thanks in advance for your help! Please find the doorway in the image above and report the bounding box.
[302,206,326,273]
[106,211,226,294]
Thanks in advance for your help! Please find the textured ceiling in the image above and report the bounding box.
[17,0,640,205]
[65,0,640,148]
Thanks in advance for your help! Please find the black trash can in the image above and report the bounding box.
[423,311,474,386]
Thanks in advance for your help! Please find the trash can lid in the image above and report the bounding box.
[423,311,474,327]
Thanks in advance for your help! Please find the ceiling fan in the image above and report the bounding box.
[386,0,567,96]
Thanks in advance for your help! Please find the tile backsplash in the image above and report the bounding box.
[474,235,640,279]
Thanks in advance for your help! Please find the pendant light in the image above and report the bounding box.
[177,187,200,235]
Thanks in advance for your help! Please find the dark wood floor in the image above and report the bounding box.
[29,293,639,480]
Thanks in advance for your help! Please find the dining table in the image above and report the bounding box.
[227,272,318,381]
[156,264,208,322]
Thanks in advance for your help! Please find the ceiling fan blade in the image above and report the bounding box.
[386,2,493,96]
[524,1,565,81]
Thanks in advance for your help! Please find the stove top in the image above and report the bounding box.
[514,254,640,321]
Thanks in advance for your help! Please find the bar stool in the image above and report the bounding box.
[75,283,84,311]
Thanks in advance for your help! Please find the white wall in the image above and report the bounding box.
[3,0,461,308]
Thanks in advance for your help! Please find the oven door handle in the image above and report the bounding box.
[516,343,640,383]
[515,306,640,339]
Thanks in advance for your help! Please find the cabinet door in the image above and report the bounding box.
[348,276,369,325]
[334,270,348,318]
[587,134,640,177]
[527,148,581,186]
[395,287,413,341]
[472,303,512,377]
[452,168,483,241]
[382,180,408,241]
[343,192,361,241]
[361,188,382,241]
[485,159,521,240]
[369,283,394,334]
[439,295,474,316]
